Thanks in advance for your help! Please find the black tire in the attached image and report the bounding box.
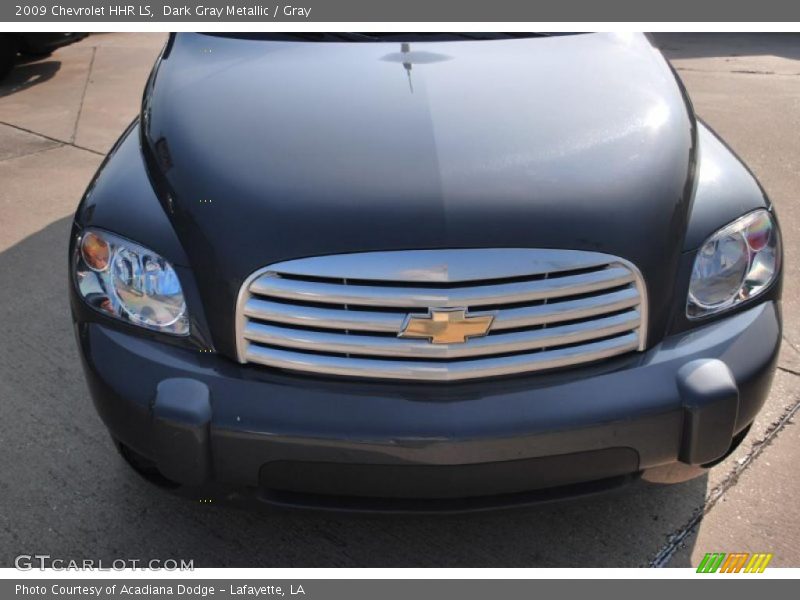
[114,439,181,489]
[0,35,17,81]
[19,49,52,58]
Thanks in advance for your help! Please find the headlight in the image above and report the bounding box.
[687,209,780,319]
[74,229,189,335]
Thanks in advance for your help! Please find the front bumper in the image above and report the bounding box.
[74,301,781,510]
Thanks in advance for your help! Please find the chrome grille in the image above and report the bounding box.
[235,249,647,382]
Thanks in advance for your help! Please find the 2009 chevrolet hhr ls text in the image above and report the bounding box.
[70,33,783,511]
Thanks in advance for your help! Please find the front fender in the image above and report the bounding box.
[684,122,772,251]
[667,122,781,335]
[70,121,214,350]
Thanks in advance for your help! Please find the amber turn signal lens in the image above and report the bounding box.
[81,231,110,271]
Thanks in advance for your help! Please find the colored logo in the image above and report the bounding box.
[399,308,494,344]
[696,552,773,573]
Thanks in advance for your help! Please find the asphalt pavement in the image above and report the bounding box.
[0,32,798,568]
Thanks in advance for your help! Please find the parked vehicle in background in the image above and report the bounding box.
[0,33,88,80]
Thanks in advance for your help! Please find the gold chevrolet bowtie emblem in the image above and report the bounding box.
[399,308,495,344]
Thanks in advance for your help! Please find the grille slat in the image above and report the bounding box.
[243,286,641,333]
[243,309,641,359]
[235,249,647,381]
[244,333,641,382]
[248,266,636,308]
[489,287,640,330]
[244,298,405,332]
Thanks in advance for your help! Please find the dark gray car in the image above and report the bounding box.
[69,33,782,511]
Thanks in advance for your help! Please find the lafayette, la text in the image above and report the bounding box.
[17,583,307,597]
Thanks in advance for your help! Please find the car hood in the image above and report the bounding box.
[142,32,696,353]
